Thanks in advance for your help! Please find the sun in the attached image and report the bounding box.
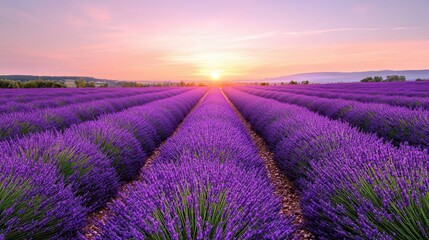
[210,71,221,80]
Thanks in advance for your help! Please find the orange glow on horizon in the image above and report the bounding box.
[1,1,429,81]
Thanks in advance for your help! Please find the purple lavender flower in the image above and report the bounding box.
[65,121,146,182]
[0,131,120,211]
[0,155,86,239]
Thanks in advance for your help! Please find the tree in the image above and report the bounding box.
[75,78,96,87]
[0,79,66,88]
[86,81,95,87]
[0,79,19,88]
[120,81,138,87]
[373,76,383,82]
[75,78,87,87]
[289,80,298,85]
[300,80,310,84]
[385,75,406,82]
[360,77,374,82]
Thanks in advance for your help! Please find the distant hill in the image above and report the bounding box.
[261,70,429,83]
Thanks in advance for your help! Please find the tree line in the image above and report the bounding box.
[0,78,207,88]
[360,75,406,82]
[0,79,67,88]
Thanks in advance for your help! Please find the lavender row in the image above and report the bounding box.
[258,85,429,98]
[285,81,429,94]
[292,85,429,98]
[90,88,295,239]
[224,87,429,239]
[0,88,206,239]
[238,87,429,149]
[256,85,429,110]
[0,88,129,104]
[0,88,189,141]
[0,87,169,115]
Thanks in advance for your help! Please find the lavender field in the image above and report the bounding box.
[1,82,429,239]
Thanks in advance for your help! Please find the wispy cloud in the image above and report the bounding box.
[283,27,421,36]
[226,27,422,43]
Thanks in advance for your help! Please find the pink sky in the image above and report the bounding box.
[1,0,428,81]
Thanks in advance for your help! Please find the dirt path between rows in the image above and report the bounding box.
[83,89,210,239]
[221,88,314,240]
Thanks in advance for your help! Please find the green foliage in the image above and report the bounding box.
[360,76,374,82]
[146,185,232,240]
[75,78,95,88]
[0,179,54,239]
[331,176,429,239]
[56,150,92,178]
[373,76,383,82]
[120,81,138,87]
[361,76,385,82]
[0,78,66,88]
[385,75,406,82]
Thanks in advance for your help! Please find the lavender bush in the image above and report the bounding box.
[0,155,86,239]
[238,86,429,149]
[94,158,295,240]
[0,131,119,211]
[65,121,146,182]
[224,87,429,239]
[0,88,188,140]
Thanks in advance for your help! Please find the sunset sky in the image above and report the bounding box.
[1,0,428,81]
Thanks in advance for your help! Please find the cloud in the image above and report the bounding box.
[285,27,421,36]
[226,27,422,43]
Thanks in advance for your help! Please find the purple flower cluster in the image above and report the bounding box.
[224,87,429,239]
[0,131,119,211]
[258,85,429,110]
[0,88,188,140]
[0,155,86,239]
[0,87,165,114]
[0,87,166,105]
[262,81,429,97]
[0,88,206,238]
[65,121,146,182]
[237,86,429,149]
[91,88,296,239]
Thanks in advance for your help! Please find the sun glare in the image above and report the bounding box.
[210,71,220,80]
